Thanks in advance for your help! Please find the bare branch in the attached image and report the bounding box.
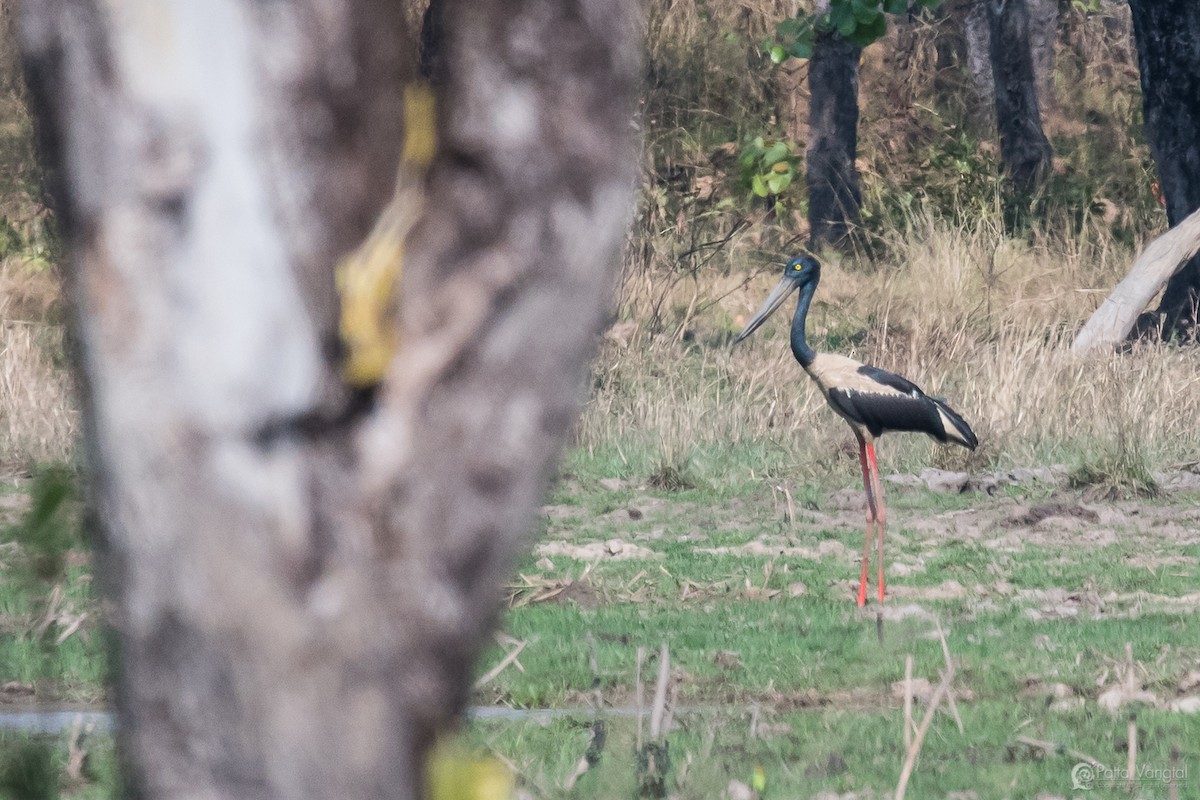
[1073,206,1200,353]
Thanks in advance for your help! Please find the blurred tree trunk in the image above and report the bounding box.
[807,21,862,249]
[987,0,1052,191]
[1128,0,1200,338]
[19,1,638,798]
[419,0,446,82]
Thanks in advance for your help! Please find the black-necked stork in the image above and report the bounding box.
[736,255,978,606]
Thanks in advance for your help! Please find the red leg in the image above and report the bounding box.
[865,442,887,602]
[856,434,878,607]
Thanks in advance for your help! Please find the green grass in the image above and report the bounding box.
[0,732,118,800]
[2,459,1199,798]
[471,455,1200,797]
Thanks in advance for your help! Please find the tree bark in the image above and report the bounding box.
[1025,0,1058,114]
[987,0,1053,192]
[807,25,862,249]
[1128,0,1200,338]
[962,0,996,128]
[19,0,639,797]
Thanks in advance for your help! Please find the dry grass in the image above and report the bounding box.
[579,207,1199,485]
[0,0,1184,487]
[0,261,75,473]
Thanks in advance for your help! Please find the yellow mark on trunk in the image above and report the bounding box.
[336,82,436,388]
[426,739,513,800]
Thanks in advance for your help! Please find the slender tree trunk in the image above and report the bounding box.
[962,0,996,128]
[807,25,862,249]
[19,1,639,797]
[987,0,1052,192]
[1128,0,1200,338]
[1025,0,1058,114]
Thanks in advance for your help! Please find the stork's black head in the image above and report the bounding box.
[734,255,821,344]
[784,254,821,284]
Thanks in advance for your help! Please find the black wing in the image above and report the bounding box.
[827,365,976,448]
[827,384,943,440]
[857,365,925,396]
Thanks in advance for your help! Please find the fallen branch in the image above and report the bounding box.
[1072,205,1200,353]
[1014,736,1106,769]
[473,638,529,689]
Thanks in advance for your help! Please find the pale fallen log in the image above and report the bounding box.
[1072,206,1200,354]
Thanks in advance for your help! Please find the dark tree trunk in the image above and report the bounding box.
[987,0,1053,192]
[419,0,446,82]
[807,27,862,249]
[1128,0,1200,338]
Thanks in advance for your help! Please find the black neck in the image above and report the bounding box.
[790,280,816,368]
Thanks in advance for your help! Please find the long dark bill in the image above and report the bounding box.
[734,276,799,344]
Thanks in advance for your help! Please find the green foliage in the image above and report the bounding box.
[768,0,942,62]
[0,738,58,800]
[737,136,801,202]
[1070,0,1104,15]
[769,16,816,62]
[4,466,79,582]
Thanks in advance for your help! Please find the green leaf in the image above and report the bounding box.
[883,0,908,14]
[769,44,787,63]
[836,12,858,37]
[766,172,793,194]
[829,3,857,36]
[751,174,769,198]
[849,11,887,45]
[776,17,804,38]
[850,0,880,24]
[788,38,815,59]
[762,141,790,167]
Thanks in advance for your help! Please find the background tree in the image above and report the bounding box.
[806,9,863,248]
[947,0,1056,130]
[987,0,1053,192]
[1127,0,1200,338]
[19,1,638,797]
[772,0,938,249]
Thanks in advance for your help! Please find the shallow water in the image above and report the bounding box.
[0,704,717,734]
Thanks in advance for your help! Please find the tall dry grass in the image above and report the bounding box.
[0,263,75,473]
[578,206,1199,486]
[0,0,1186,490]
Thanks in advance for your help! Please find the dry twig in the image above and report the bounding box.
[903,654,914,750]
[936,622,964,735]
[895,671,951,800]
[649,642,671,739]
[1013,736,1106,769]
[473,638,529,689]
